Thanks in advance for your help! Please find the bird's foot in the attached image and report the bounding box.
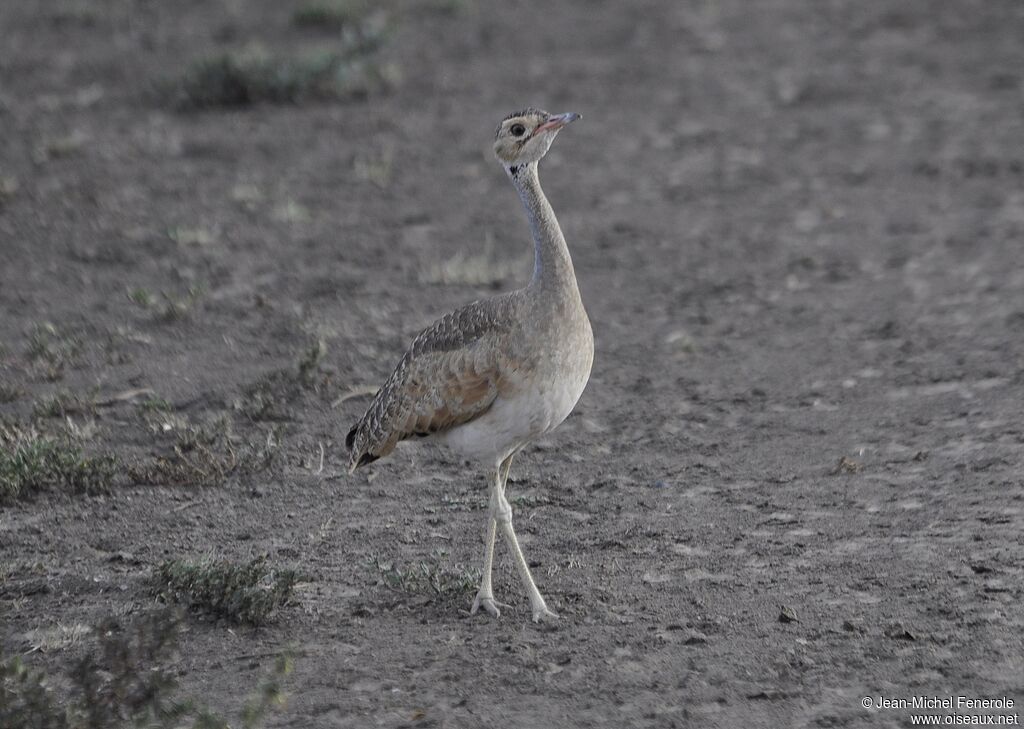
[470,592,510,618]
[530,599,559,623]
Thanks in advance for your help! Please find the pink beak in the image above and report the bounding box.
[532,112,582,136]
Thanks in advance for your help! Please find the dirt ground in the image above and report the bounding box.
[2,0,1023,726]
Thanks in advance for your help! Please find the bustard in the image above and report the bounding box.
[346,108,593,622]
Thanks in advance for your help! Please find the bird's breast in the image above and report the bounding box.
[439,313,593,463]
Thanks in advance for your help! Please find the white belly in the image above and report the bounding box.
[439,339,593,464]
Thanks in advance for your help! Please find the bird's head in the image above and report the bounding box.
[493,108,581,176]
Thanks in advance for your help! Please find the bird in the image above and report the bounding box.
[345,108,593,622]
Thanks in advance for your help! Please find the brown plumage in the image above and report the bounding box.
[346,292,526,472]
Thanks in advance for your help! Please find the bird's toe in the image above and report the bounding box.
[471,594,507,618]
[531,603,559,623]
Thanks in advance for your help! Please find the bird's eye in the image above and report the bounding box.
[510,123,527,137]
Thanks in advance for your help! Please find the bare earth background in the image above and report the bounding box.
[2,0,1023,727]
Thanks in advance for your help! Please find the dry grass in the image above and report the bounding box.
[419,236,526,287]
[235,339,327,421]
[22,623,92,654]
[130,416,278,489]
[32,389,98,419]
[25,322,83,381]
[126,282,205,322]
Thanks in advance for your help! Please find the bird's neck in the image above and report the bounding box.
[511,162,580,296]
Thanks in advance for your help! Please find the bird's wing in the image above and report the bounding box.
[346,298,520,471]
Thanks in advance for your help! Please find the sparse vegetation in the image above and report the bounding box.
[420,236,525,287]
[32,130,89,163]
[155,556,301,626]
[426,0,477,14]
[271,199,311,224]
[353,144,394,188]
[139,395,174,413]
[32,389,97,419]
[0,421,118,503]
[0,384,22,403]
[296,338,326,387]
[371,550,480,599]
[26,322,83,380]
[0,609,293,729]
[169,34,397,110]
[292,0,370,30]
[23,623,92,654]
[168,227,216,247]
[0,175,18,207]
[127,287,155,308]
[237,371,300,422]
[438,491,487,512]
[832,455,862,474]
[155,285,205,323]
[131,417,276,488]
[236,339,327,421]
[127,284,205,322]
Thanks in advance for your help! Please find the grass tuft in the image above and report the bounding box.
[1,609,294,729]
[296,338,327,388]
[169,32,397,111]
[32,389,97,419]
[420,236,525,287]
[153,285,205,323]
[127,286,154,308]
[155,556,301,626]
[130,412,279,488]
[371,550,480,599]
[0,422,118,503]
[292,0,370,30]
[236,339,327,421]
[26,322,83,380]
[140,396,174,413]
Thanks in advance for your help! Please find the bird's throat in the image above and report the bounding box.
[512,163,581,298]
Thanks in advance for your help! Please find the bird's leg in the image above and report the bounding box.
[470,455,513,618]
[493,479,558,623]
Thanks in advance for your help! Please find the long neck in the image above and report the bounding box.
[511,162,579,294]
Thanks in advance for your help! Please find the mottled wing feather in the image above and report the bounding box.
[346,296,519,471]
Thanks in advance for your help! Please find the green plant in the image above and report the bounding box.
[127,287,154,307]
[0,610,294,729]
[155,556,301,626]
[371,549,480,599]
[139,396,173,413]
[0,422,118,503]
[292,0,370,29]
[169,13,396,111]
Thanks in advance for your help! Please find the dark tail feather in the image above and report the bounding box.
[345,426,357,450]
